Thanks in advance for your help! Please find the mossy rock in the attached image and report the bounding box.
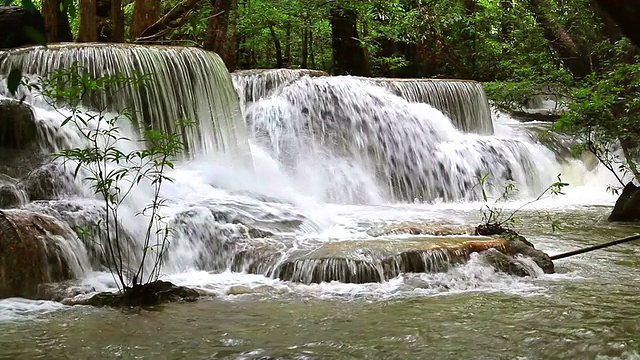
[65,281,204,307]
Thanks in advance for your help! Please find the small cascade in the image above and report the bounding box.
[273,237,511,284]
[363,78,494,134]
[247,76,560,202]
[0,209,91,299]
[0,43,248,155]
[232,68,327,109]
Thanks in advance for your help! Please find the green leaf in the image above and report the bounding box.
[7,69,22,95]
[21,0,37,13]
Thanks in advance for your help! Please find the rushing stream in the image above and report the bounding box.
[0,45,638,359]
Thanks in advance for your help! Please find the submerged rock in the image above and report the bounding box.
[64,281,203,307]
[275,236,510,284]
[367,221,475,237]
[479,248,544,277]
[608,182,640,222]
[0,209,90,299]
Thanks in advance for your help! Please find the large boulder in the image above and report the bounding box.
[0,98,37,149]
[0,209,90,299]
[476,225,555,274]
[0,6,46,49]
[274,236,511,284]
[25,164,71,201]
[0,99,47,179]
[608,182,640,222]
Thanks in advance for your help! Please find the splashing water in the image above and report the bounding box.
[247,76,560,203]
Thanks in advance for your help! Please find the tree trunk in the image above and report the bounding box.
[594,0,640,47]
[529,0,594,79]
[284,20,291,67]
[78,0,98,42]
[309,28,315,67]
[111,0,124,42]
[465,0,477,77]
[131,0,160,39]
[330,5,371,76]
[301,26,308,69]
[204,0,237,70]
[41,0,73,42]
[267,22,283,68]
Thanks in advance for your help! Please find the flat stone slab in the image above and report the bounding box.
[367,221,476,237]
[274,236,509,284]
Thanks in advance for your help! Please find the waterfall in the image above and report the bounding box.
[246,76,559,203]
[234,72,493,135]
[0,43,248,155]
[232,68,327,110]
[0,44,584,299]
[363,78,494,134]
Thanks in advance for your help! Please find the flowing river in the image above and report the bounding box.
[0,45,638,359]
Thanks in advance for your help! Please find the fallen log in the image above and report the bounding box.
[550,233,640,260]
[0,6,46,49]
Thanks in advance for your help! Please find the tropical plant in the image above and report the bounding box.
[554,62,640,191]
[21,67,188,291]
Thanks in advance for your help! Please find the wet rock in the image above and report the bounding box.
[475,224,554,274]
[0,183,22,208]
[0,98,37,149]
[231,240,284,275]
[608,182,640,222]
[275,236,510,284]
[509,238,554,274]
[0,99,47,179]
[367,221,475,237]
[25,164,70,201]
[63,281,203,307]
[226,285,282,296]
[0,209,89,299]
[480,248,531,277]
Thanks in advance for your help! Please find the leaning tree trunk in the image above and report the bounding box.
[77,0,98,42]
[330,5,371,76]
[528,0,594,79]
[0,6,47,49]
[594,0,640,48]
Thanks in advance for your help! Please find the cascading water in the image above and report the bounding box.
[246,76,560,203]
[0,44,611,313]
[232,69,327,110]
[0,43,248,155]
[361,77,494,134]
